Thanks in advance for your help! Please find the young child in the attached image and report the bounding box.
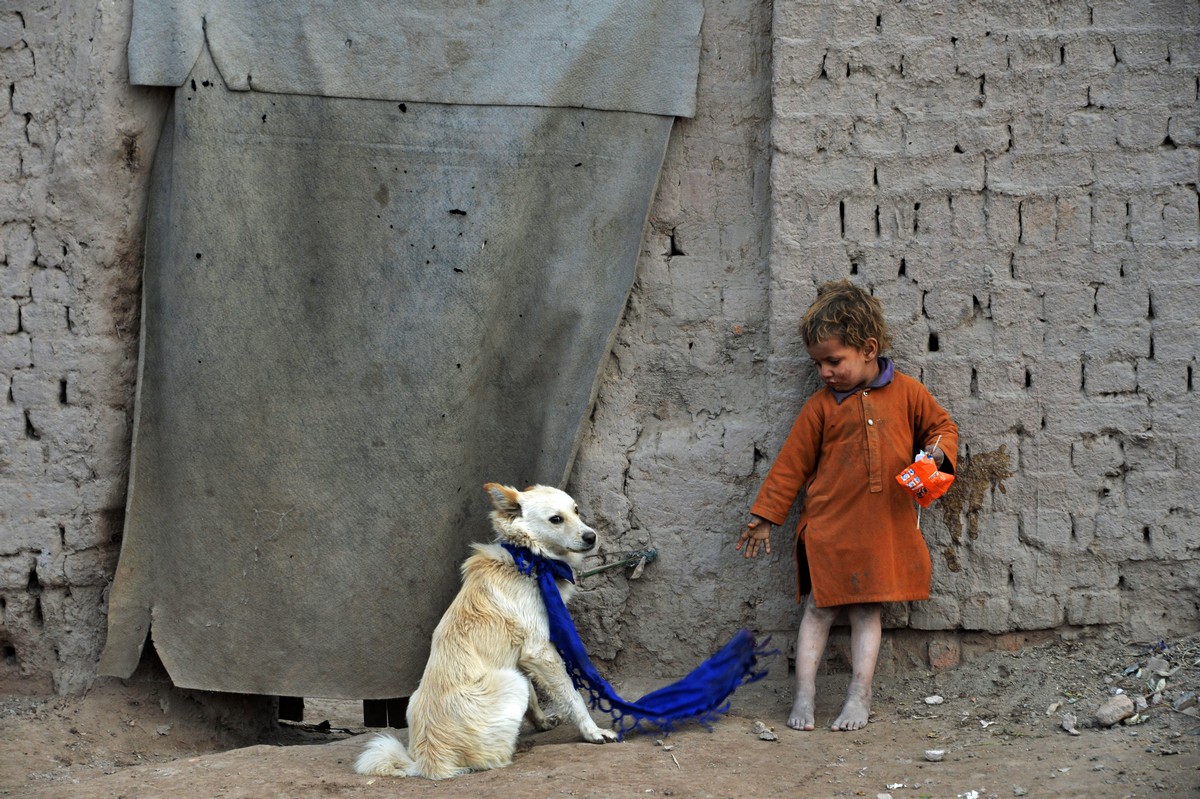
[736,279,957,732]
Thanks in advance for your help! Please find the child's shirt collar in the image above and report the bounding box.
[829,357,894,405]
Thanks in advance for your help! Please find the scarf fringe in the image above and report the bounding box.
[502,543,775,737]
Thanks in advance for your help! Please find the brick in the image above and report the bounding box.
[1056,396,1153,436]
[973,360,1031,397]
[1113,34,1173,70]
[1070,33,1118,72]
[948,192,988,241]
[1006,33,1069,72]
[0,551,36,589]
[1089,191,1133,244]
[772,156,875,200]
[0,332,32,370]
[1039,281,1095,324]
[0,11,24,50]
[1147,320,1198,362]
[1071,434,1125,476]
[988,153,1094,194]
[773,37,827,88]
[0,47,34,82]
[850,113,904,157]
[904,40,957,82]
[0,517,59,556]
[9,369,64,406]
[838,197,876,243]
[985,72,1089,115]
[1117,108,1172,150]
[909,595,960,630]
[1132,357,1190,400]
[0,263,32,308]
[1095,150,1200,192]
[15,300,67,336]
[60,549,117,587]
[954,396,1041,436]
[0,297,18,334]
[983,193,1021,244]
[1085,359,1139,395]
[922,287,975,329]
[1019,195,1057,246]
[876,153,984,193]
[927,638,960,672]
[950,32,1010,77]
[1092,68,1198,109]
[1162,186,1200,243]
[1054,190,1092,244]
[1061,110,1117,150]
[1128,194,1170,243]
[1166,109,1199,147]
[774,113,852,157]
[934,318,993,357]
[955,118,1013,156]
[30,267,73,304]
[775,78,880,118]
[1146,281,1200,321]
[1091,0,1200,27]
[876,77,983,117]
[920,359,972,401]
[992,318,1043,356]
[1019,509,1074,553]
[772,2,878,41]
[1094,279,1151,323]
[960,594,1011,633]
[1085,320,1153,361]
[1010,595,1065,629]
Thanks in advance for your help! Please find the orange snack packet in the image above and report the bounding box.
[895,451,954,508]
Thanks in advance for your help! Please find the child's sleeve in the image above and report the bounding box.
[750,399,823,525]
[914,386,958,474]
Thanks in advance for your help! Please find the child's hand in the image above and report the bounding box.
[926,445,945,467]
[736,516,773,559]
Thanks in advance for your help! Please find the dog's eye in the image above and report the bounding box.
[549,515,563,524]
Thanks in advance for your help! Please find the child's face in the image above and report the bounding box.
[805,337,880,393]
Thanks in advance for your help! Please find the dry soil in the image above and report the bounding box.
[2,632,1198,798]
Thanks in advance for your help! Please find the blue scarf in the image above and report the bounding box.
[501,542,772,737]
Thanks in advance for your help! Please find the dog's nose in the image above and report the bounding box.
[581,530,596,549]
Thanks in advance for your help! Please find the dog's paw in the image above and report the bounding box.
[534,713,561,731]
[581,725,619,743]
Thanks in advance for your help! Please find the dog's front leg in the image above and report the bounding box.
[520,648,617,743]
[524,680,558,731]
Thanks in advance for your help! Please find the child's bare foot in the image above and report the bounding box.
[787,690,816,730]
[831,681,871,731]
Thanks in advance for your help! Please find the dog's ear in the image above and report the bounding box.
[484,483,522,518]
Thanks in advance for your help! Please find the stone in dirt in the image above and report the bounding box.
[1095,694,1135,727]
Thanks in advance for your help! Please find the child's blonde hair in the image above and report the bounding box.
[799,279,893,352]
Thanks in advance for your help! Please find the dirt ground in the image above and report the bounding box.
[2,632,1198,799]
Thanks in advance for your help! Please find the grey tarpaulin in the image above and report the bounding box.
[99,1,702,699]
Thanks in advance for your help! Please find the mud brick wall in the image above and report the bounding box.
[0,5,164,692]
[2,0,1197,693]
[572,0,1199,675]
[757,0,1199,641]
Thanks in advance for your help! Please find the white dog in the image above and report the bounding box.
[354,483,618,780]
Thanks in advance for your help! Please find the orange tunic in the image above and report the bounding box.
[751,369,957,607]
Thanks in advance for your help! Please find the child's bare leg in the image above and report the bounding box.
[789,596,837,731]
[831,603,881,731]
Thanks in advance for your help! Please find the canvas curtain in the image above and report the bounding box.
[100,0,702,699]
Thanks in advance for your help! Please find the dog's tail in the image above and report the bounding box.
[354,733,417,777]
